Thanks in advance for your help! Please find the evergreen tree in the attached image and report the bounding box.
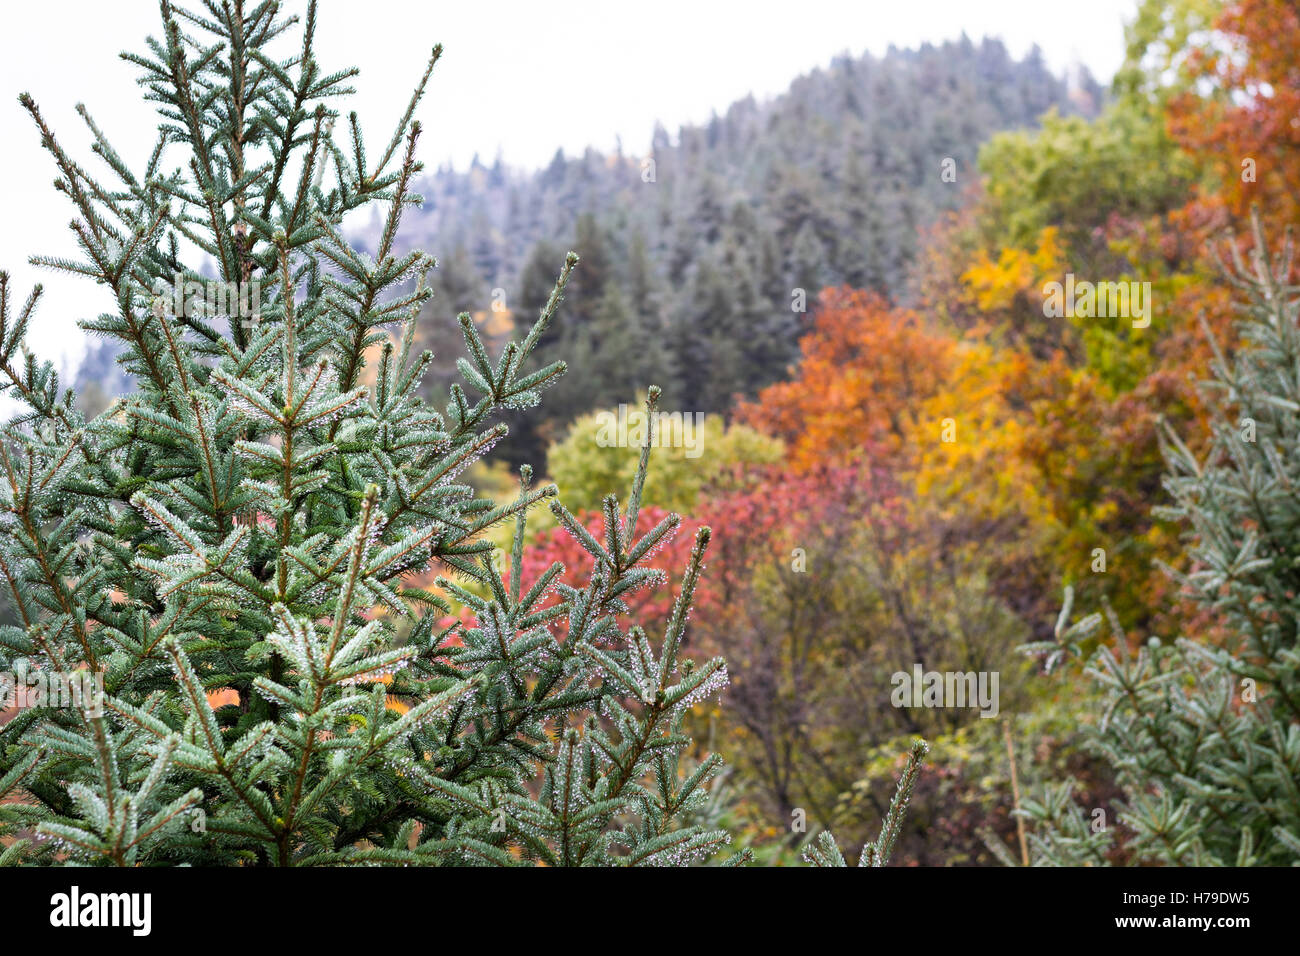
[1013,218,1300,866]
[789,220,831,296]
[806,739,929,867]
[0,1,756,867]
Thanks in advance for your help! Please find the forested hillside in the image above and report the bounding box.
[74,37,1094,461]
[342,37,1097,462]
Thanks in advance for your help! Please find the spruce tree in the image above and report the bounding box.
[1015,217,1300,866]
[0,0,745,867]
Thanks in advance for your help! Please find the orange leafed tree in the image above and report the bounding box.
[737,288,957,472]
[1169,0,1300,231]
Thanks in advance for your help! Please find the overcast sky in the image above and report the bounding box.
[0,0,1139,387]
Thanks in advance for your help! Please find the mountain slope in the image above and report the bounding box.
[78,36,1098,466]
[378,36,1097,463]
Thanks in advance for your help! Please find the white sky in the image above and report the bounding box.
[0,0,1139,390]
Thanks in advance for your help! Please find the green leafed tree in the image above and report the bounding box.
[1013,217,1300,866]
[547,399,784,517]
